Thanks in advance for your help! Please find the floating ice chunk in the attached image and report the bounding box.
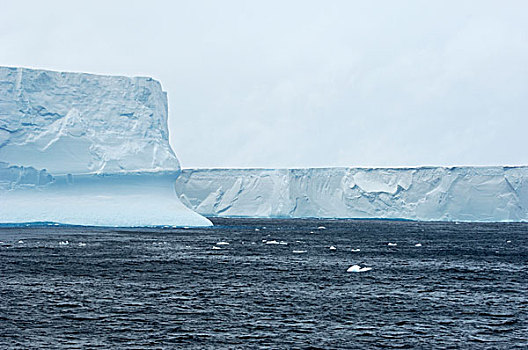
[388,243,397,246]
[78,242,87,247]
[59,241,69,246]
[212,246,222,250]
[415,243,422,247]
[506,240,512,243]
[216,242,229,245]
[318,226,326,230]
[310,231,314,234]
[255,228,260,232]
[329,246,336,250]
[347,265,372,273]
[351,249,361,252]
[266,240,280,245]
[17,240,24,244]
[292,250,307,254]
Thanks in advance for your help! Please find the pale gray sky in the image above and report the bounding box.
[1,0,527,168]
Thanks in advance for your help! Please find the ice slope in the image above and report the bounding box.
[175,167,528,222]
[0,66,211,227]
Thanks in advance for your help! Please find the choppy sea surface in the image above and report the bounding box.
[1,218,527,349]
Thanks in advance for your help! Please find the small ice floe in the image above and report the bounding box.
[53,223,59,226]
[387,243,397,246]
[351,249,361,252]
[310,231,314,234]
[262,226,267,229]
[329,246,337,250]
[266,240,280,245]
[347,265,372,273]
[216,242,230,246]
[506,240,512,243]
[59,241,69,246]
[318,226,326,230]
[296,240,303,243]
[262,239,267,243]
[78,242,87,247]
[255,228,260,232]
[415,243,422,247]
[17,240,24,244]
[212,246,222,250]
[292,250,307,254]
[183,226,190,229]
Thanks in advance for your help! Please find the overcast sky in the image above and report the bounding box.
[1,1,527,168]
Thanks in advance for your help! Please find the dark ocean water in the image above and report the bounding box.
[0,218,527,349]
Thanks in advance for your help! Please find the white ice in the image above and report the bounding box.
[176,167,528,222]
[0,66,211,227]
[347,265,372,273]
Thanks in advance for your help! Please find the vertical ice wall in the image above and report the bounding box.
[175,167,528,222]
[0,66,211,227]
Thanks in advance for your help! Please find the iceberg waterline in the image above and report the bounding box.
[0,66,211,227]
[175,167,528,222]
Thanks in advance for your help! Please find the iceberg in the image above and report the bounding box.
[0,66,211,227]
[175,167,528,222]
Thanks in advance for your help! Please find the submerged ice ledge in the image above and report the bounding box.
[0,66,211,227]
[0,165,210,227]
[175,167,528,222]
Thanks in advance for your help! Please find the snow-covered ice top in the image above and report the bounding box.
[0,66,178,174]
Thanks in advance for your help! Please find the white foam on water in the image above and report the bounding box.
[351,249,361,252]
[216,242,229,245]
[212,246,221,250]
[59,241,69,246]
[266,240,280,245]
[78,242,87,247]
[292,250,307,254]
[388,243,397,246]
[318,226,326,230]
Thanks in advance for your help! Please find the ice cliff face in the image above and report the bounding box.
[0,66,211,227]
[175,167,528,222]
[0,66,178,174]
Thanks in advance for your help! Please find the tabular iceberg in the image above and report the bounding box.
[0,66,211,227]
[175,167,528,222]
